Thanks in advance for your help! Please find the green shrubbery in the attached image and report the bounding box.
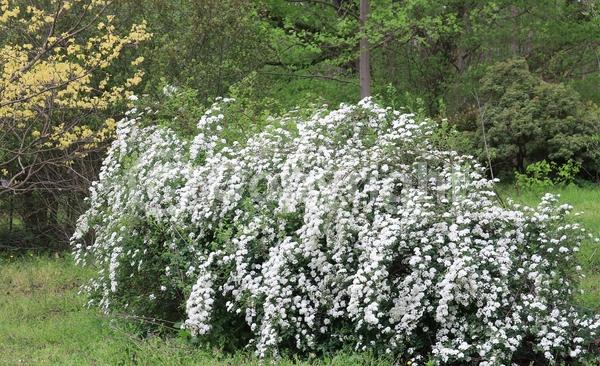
[471,59,600,179]
[515,160,582,191]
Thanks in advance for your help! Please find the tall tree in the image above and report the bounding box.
[359,0,371,98]
[0,0,150,243]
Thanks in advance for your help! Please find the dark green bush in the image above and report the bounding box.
[474,59,600,180]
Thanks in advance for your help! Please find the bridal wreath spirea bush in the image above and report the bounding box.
[72,98,600,364]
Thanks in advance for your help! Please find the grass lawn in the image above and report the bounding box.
[0,257,389,365]
[0,184,598,365]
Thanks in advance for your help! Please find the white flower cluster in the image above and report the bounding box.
[72,99,600,364]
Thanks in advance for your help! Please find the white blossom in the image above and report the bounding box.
[72,98,600,364]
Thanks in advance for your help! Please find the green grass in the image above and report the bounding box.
[0,256,392,365]
[0,184,598,365]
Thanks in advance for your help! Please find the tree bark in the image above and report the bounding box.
[359,0,371,98]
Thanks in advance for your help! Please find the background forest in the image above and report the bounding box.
[1,0,600,248]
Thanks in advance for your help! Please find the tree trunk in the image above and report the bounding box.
[359,0,371,98]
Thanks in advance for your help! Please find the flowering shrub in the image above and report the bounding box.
[72,99,600,364]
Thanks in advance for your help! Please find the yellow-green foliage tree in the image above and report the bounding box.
[0,0,150,243]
